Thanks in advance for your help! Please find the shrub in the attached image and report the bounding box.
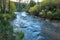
[47,11,53,19]
[16,31,24,40]
[29,5,39,15]
[0,13,16,40]
[53,10,60,20]
[39,10,46,18]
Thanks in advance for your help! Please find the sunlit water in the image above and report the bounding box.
[11,12,54,40]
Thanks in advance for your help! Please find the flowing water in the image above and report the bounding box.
[11,12,60,40]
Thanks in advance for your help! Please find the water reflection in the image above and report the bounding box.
[11,12,60,40]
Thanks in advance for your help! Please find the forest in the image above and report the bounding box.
[0,0,60,40]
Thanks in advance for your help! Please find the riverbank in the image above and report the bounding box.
[45,19,60,27]
[41,18,60,40]
[34,16,60,27]
[50,20,60,27]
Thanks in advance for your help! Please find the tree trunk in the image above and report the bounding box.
[3,0,6,13]
[19,0,21,11]
[9,0,10,13]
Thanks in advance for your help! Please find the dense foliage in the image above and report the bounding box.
[0,1,16,13]
[0,13,15,40]
[0,0,24,40]
[6,1,16,13]
[0,0,60,40]
[15,0,36,12]
[28,0,60,20]
[0,0,16,40]
[16,31,24,40]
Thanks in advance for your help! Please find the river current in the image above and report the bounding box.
[11,12,57,40]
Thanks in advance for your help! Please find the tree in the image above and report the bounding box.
[6,1,16,13]
[8,0,10,13]
[3,0,6,13]
[18,0,21,11]
[10,2,16,12]
[29,0,36,7]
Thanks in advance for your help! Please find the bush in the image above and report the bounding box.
[0,13,16,40]
[52,10,60,20]
[6,1,16,13]
[16,31,24,40]
[47,11,53,19]
[28,0,60,20]
[39,10,46,18]
[29,5,39,15]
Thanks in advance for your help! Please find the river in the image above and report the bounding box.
[11,12,60,40]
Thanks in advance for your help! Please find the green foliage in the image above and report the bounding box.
[10,2,16,12]
[16,3,28,12]
[0,13,16,40]
[16,31,24,40]
[29,5,39,15]
[52,10,60,20]
[15,0,36,12]
[39,0,60,20]
[39,9,60,20]
[0,1,16,40]
[0,24,15,40]
[0,1,16,13]
[39,10,47,18]
[19,31,24,40]
[6,1,16,13]
[29,0,36,7]
[28,0,60,20]
[47,11,53,19]
[0,13,15,20]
